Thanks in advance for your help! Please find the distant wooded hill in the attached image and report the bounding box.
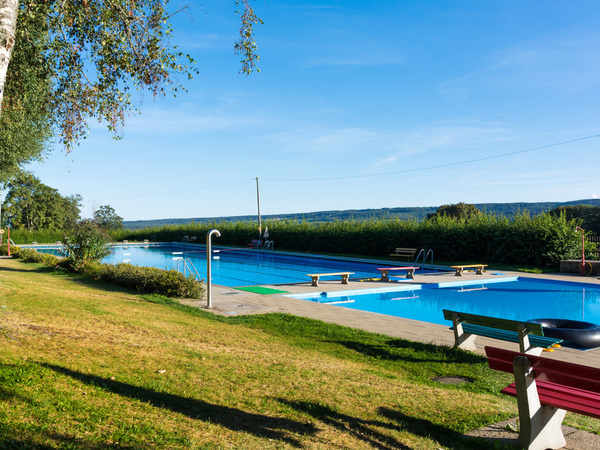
[123,199,600,230]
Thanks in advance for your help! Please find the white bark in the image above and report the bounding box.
[0,0,19,119]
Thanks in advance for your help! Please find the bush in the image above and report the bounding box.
[62,220,112,268]
[13,248,60,265]
[85,263,204,298]
[12,248,203,299]
[0,244,21,256]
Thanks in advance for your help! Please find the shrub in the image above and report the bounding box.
[86,263,204,298]
[0,244,21,256]
[13,248,203,299]
[13,248,60,265]
[62,220,112,268]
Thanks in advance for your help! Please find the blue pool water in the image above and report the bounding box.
[33,244,421,287]
[31,244,600,326]
[288,277,600,326]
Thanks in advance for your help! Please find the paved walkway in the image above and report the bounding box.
[181,269,600,368]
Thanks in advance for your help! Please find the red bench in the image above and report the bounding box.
[485,346,600,450]
[376,267,415,281]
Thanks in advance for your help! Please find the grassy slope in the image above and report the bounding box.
[0,258,596,449]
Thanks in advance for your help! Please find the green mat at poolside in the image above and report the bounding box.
[234,286,289,295]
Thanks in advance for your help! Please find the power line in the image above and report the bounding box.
[99,133,599,201]
[264,134,600,182]
[103,178,255,201]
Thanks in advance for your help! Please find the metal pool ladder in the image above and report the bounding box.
[176,258,202,280]
[415,249,434,266]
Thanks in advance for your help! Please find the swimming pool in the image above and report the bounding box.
[32,243,423,287]
[287,277,600,326]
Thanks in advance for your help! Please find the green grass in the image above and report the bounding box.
[0,257,597,448]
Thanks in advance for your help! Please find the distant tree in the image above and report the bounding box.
[1,172,81,230]
[426,202,482,220]
[94,205,123,231]
[549,205,600,235]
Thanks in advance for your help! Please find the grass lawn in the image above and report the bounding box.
[0,257,596,449]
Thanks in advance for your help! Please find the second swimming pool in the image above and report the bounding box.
[287,277,600,326]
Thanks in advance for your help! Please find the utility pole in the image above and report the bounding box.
[256,177,262,240]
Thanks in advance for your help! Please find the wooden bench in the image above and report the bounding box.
[485,346,600,450]
[451,264,487,276]
[377,267,416,281]
[389,247,417,260]
[306,272,354,287]
[443,309,562,355]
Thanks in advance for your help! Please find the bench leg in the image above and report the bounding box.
[513,356,567,450]
[476,266,484,275]
[311,276,319,287]
[455,268,463,276]
[452,315,477,351]
[406,269,414,280]
[341,274,349,284]
[380,271,390,282]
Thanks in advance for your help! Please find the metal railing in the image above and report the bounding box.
[175,257,201,280]
[415,248,434,266]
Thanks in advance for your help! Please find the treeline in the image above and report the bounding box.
[115,211,588,268]
[1,173,124,235]
[122,199,600,230]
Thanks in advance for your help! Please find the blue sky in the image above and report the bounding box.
[25,0,600,221]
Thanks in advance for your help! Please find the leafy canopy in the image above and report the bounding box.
[1,172,81,230]
[0,2,53,183]
[426,202,482,220]
[0,0,262,179]
[93,204,123,230]
[549,205,600,235]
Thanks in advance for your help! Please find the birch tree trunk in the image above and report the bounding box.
[0,0,19,120]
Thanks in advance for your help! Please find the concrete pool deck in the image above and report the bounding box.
[181,269,600,368]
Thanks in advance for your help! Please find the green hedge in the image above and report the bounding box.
[3,229,64,245]
[116,212,583,267]
[83,262,203,298]
[11,249,204,299]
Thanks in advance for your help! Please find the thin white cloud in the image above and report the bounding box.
[441,27,600,97]
[266,126,381,156]
[369,122,507,170]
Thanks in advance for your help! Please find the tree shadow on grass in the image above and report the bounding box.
[332,338,486,365]
[277,398,410,449]
[0,264,56,274]
[0,438,58,450]
[0,434,136,449]
[40,363,314,447]
[64,275,141,294]
[377,407,502,450]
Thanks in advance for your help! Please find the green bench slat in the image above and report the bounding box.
[460,324,561,349]
[443,309,544,335]
[444,309,563,350]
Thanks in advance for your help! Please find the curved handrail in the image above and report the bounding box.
[414,249,425,264]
